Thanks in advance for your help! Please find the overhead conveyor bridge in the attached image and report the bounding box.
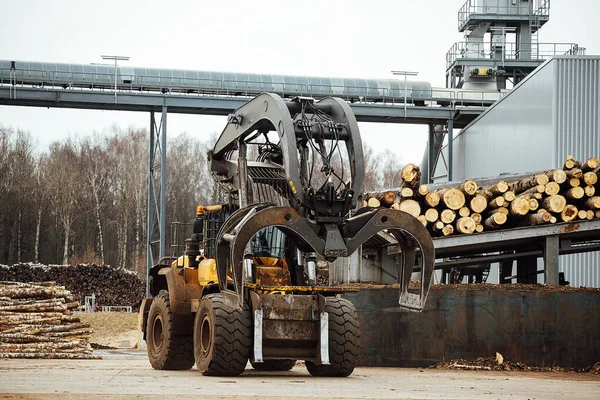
[0,59,503,127]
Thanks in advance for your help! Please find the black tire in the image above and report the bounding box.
[250,359,296,371]
[306,297,360,377]
[146,292,195,370]
[194,293,251,376]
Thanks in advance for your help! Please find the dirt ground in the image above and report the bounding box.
[76,311,140,349]
[0,354,598,400]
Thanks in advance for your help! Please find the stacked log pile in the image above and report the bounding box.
[0,281,100,359]
[364,157,600,237]
[0,264,145,308]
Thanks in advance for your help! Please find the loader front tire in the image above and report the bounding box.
[146,292,195,370]
[306,297,360,377]
[250,359,296,371]
[194,293,251,376]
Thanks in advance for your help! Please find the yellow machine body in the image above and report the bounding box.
[198,258,218,286]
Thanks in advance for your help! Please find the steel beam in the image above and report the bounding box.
[146,111,156,298]
[447,119,454,181]
[0,87,483,127]
[160,105,167,259]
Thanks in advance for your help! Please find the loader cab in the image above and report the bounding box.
[192,205,293,287]
[249,226,292,287]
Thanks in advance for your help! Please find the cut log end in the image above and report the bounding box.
[398,199,421,218]
[456,217,476,234]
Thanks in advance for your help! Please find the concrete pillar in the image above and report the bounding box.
[544,236,559,285]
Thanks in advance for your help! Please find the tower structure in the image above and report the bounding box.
[446,0,583,90]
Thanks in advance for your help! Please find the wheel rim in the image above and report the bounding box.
[152,314,164,353]
[200,314,212,357]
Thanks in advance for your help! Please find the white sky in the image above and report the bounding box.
[0,0,598,162]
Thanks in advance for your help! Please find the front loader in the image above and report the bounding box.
[140,93,435,377]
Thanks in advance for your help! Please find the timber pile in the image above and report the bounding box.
[364,157,600,237]
[0,264,145,308]
[0,281,100,359]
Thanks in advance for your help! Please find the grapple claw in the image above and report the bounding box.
[216,205,435,311]
[343,208,435,311]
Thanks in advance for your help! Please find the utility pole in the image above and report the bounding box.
[101,55,130,104]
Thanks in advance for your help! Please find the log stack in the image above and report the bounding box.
[364,156,600,237]
[0,281,100,359]
[0,264,145,308]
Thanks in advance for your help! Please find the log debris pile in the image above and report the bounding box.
[0,281,100,359]
[0,264,145,308]
[364,157,600,237]
[431,356,600,374]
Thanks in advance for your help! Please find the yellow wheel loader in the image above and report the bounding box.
[140,93,435,376]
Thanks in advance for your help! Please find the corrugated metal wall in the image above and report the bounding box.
[554,57,600,287]
[451,58,557,180]
[450,56,600,287]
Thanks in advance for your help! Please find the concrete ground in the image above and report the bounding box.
[0,350,598,400]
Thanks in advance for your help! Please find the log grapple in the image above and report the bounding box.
[208,93,435,311]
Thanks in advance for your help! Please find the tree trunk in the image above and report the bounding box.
[368,191,396,205]
[438,188,466,210]
[584,196,600,209]
[440,209,456,224]
[398,199,421,218]
[469,195,488,213]
[441,224,454,236]
[581,157,599,172]
[565,168,583,179]
[560,205,578,222]
[544,182,561,195]
[488,181,509,196]
[488,196,509,209]
[584,185,596,197]
[520,211,552,226]
[459,180,478,196]
[401,163,421,188]
[583,172,598,186]
[545,169,567,184]
[503,191,516,202]
[424,192,440,207]
[16,208,22,264]
[564,186,584,201]
[511,174,549,194]
[509,197,530,216]
[528,198,539,211]
[563,155,581,170]
[424,208,439,223]
[458,207,470,217]
[92,190,105,265]
[542,195,567,213]
[34,208,42,264]
[62,215,70,266]
[456,217,476,234]
[484,213,507,229]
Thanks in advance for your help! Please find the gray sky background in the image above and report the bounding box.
[0,0,598,162]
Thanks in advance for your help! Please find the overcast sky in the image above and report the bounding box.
[1,0,598,162]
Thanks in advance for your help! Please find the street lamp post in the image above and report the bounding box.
[101,55,130,104]
[391,70,418,118]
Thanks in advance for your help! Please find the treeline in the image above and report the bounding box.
[0,125,405,275]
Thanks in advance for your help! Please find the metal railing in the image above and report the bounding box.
[458,0,550,30]
[446,41,584,69]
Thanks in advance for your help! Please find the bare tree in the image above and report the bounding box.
[80,136,114,265]
[44,140,82,265]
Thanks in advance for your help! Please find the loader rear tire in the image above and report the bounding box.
[146,292,195,370]
[194,293,251,376]
[250,359,296,371]
[306,297,360,377]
